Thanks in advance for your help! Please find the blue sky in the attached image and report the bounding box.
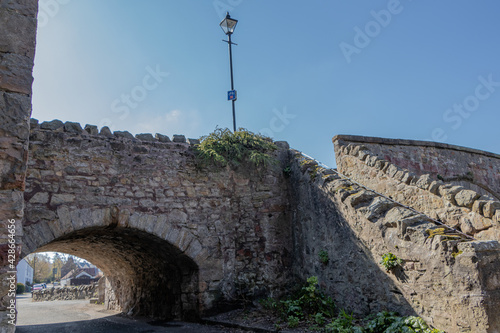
[33,1,500,168]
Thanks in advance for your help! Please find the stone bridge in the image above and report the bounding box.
[22,120,292,320]
[2,1,500,332]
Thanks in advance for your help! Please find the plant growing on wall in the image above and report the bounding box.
[319,250,329,265]
[195,127,277,168]
[283,165,292,177]
[380,253,403,272]
[259,278,444,332]
[260,276,335,329]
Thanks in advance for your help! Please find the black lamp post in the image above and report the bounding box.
[220,12,238,132]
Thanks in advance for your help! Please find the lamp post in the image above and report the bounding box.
[220,12,238,132]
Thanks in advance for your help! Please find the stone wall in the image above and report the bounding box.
[334,135,500,241]
[289,151,500,332]
[0,1,38,332]
[334,135,500,199]
[32,284,97,302]
[23,120,293,320]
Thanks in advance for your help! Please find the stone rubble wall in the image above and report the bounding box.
[333,135,500,199]
[29,118,202,145]
[333,136,500,241]
[290,151,500,333]
[23,120,293,319]
[0,1,38,332]
[32,283,98,302]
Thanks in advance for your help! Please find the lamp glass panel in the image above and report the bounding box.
[220,18,237,34]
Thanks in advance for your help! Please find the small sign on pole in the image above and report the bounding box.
[228,90,237,101]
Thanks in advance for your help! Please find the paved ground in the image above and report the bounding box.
[15,294,247,333]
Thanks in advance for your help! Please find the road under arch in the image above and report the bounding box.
[27,227,199,321]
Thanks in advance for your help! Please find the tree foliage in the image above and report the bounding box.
[25,253,81,283]
[25,253,52,283]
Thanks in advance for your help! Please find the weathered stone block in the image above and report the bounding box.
[438,185,463,205]
[275,141,289,150]
[455,189,481,209]
[398,215,430,235]
[29,191,48,204]
[345,190,376,208]
[84,124,98,135]
[382,206,416,228]
[366,155,378,167]
[155,133,171,142]
[172,134,186,143]
[0,52,34,94]
[29,117,38,129]
[473,200,488,214]
[458,240,500,253]
[0,7,37,57]
[99,126,113,137]
[50,194,76,205]
[475,227,500,242]
[0,0,38,17]
[350,145,360,156]
[0,91,31,140]
[357,150,370,161]
[461,212,492,233]
[387,164,399,177]
[483,201,500,218]
[374,159,385,170]
[114,131,134,140]
[401,172,415,185]
[342,144,352,155]
[460,216,475,235]
[40,119,64,130]
[415,174,433,190]
[494,210,500,224]
[428,180,442,195]
[365,197,396,221]
[136,133,155,141]
[64,121,83,133]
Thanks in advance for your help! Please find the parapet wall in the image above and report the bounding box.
[334,135,500,200]
[333,135,500,241]
[290,151,500,332]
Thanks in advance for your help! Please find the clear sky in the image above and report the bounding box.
[32,0,500,168]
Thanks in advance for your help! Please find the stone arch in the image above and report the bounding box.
[22,208,202,321]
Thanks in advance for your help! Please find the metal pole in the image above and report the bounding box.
[228,33,236,132]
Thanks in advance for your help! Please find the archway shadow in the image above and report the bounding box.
[22,227,200,321]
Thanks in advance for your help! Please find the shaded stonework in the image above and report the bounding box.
[334,135,500,241]
[291,151,500,332]
[334,135,500,200]
[0,1,38,332]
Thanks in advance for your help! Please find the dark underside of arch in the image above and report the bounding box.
[31,227,200,320]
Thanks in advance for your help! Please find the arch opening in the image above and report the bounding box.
[24,227,199,321]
